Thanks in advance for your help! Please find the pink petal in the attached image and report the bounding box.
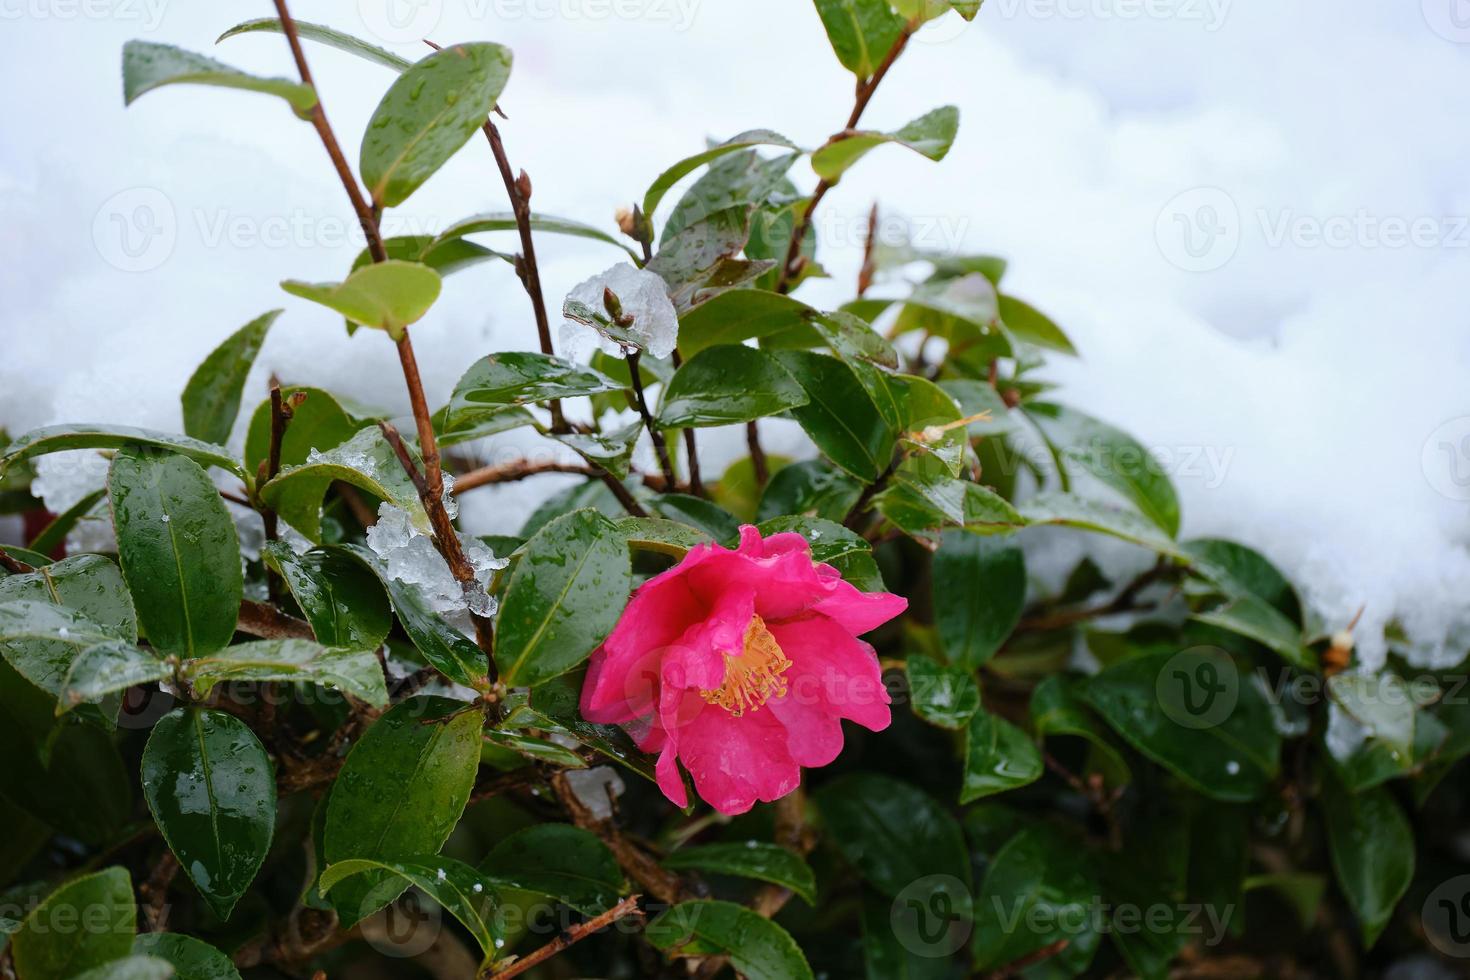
[675,707,801,815]
[656,745,688,808]
[770,616,892,732]
[767,691,845,767]
[811,581,909,636]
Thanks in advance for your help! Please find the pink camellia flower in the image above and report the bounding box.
[580,525,907,814]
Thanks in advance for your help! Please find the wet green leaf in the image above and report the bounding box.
[132,932,241,980]
[906,654,980,730]
[932,530,1024,669]
[659,345,808,428]
[811,106,959,182]
[643,129,800,219]
[181,310,278,446]
[998,295,1075,355]
[216,17,411,71]
[58,639,170,713]
[282,260,441,340]
[320,856,503,961]
[445,353,621,422]
[481,824,624,914]
[1192,595,1314,670]
[0,554,137,697]
[961,709,1043,802]
[1323,774,1413,947]
[432,211,639,261]
[971,827,1102,973]
[812,0,907,77]
[123,40,316,116]
[261,427,426,543]
[185,639,387,706]
[0,425,243,481]
[10,867,136,980]
[773,350,895,481]
[261,543,392,649]
[664,843,817,904]
[648,900,814,980]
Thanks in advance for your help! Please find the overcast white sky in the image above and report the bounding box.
[2,0,1468,668]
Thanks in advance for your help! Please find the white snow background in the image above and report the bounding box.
[1,0,1468,670]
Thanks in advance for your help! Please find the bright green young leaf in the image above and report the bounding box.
[261,426,426,543]
[181,310,278,445]
[122,40,316,116]
[142,708,275,920]
[261,543,392,649]
[1323,774,1414,947]
[648,901,815,980]
[812,0,908,77]
[132,932,242,980]
[320,856,503,961]
[662,842,818,905]
[497,509,631,687]
[906,654,980,730]
[185,639,388,706]
[811,106,959,182]
[323,697,483,926]
[971,827,1102,973]
[0,424,244,481]
[932,530,1025,668]
[659,345,808,428]
[962,709,1044,802]
[998,294,1076,355]
[774,350,896,481]
[643,129,800,219]
[216,17,411,72]
[57,639,170,713]
[109,449,242,657]
[282,260,442,340]
[11,867,136,980]
[481,824,625,914]
[1192,595,1315,670]
[360,43,513,208]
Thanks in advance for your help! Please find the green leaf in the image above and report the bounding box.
[497,509,631,687]
[663,843,817,905]
[931,530,1024,669]
[937,379,1016,437]
[57,639,170,713]
[616,517,713,557]
[336,544,487,688]
[816,774,971,903]
[481,824,624,914]
[812,0,908,77]
[677,290,819,358]
[320,856,502,961]
[11,869,136,980]
[216,17,411,71]
[1323,774,1413,947]
[352,234,508,281]
[261,426,426,543]
[109,449,242,657]
[1083,648,1281,802]
[971,827,1102,973]
[72,956,175,980]
[961,709,1044,802]
[122,40,316,116]
[650,494,743,542]
[872,469,1024,542]
[906,654,980,730]
[185,639,388,706]
[360,43,513,208]
[643,129,801,218]
[644,207,761,313]
[142,708,275,920]
[757,460,863,523]
[261,543,391,649]
[647,901,814,980]
[658,345,808,428]
[181,310,278,446]
[773,351,895,481]
[1020,492,1187,559]
[998,295,1076,355]
[432,211,639,261]
[444,353,621,423]
[27,491,104,558]
[888,273,1005,351]
[1030,674,1131,787]
[243,385,380,478]
[323,697,483,926]
[132,932,241,980]
[552,422,643,480]
[481,729,588,768]
[0,701,132,843]
[0,554,137,696]
[1182,538,1299,618]
[1026,403,1181,537]
[662,148,801,244]
[282,260,441,341]
[437,404,536,448]
[0,424,244,481]
[1192,595,1314,670]
[811,106,959,182]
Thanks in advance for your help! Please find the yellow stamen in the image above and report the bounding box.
[700,615,792,716]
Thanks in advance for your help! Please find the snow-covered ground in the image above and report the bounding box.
[1,1,1467,669]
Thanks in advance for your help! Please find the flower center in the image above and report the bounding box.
[700,615,792,716]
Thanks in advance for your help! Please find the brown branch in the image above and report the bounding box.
[746,421,769,489]
[843,456,899,531]
[1016,559,1173,633]
[669,349,704,496]
[552,773,688,905]
[377,421,429,497]
[455,459,599,491]
[485,894,643,979]
[857,201,879,297]
[627,350,676,489]
[238,599,315,640]
[261,384,297,541]
[0,545,36,575]
[983,938,1070,979]
[139,851,178,932]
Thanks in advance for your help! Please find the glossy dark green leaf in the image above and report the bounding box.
[0,709,131,843]
[323,697,483,926]
[552,422,643,480]
[962,709,1043,802]
[0,554,137,697]
[616,517,712,557]
[663,842,817,905]
[643,129,799,218]
[445,353,621,424]
[181,310,279,445]
[282,260,441,340]
[481,823,624,914]
[480,729,587,768]
[971,827,1102,973]
[998,294,1076,355]
[662,148,801,244]
[132,932,241,980]
[11,867,135,980]
[756,459,863,523]
[811,106,959,182]
[185,639,387,706]
[0,424,244,481]
[1182,538,1299,618]
[677,290,820,358]
[361,43,513,208]
[1192,595,1314,670]
[497,509,631,687]
[773,350,895,481]
[109,450,241,656]
[320,856,502,961]
[932,530,1024,668]
[1030,674,1131,786]
[859,885,951,979]
[649,494,743,542]
[1323,774,1413,947]
[142,707,275,920]
[261,543,391,649]
[1082,649,1280,802]
[216,17,411,71]
[659,345,808,428]
[647,900,814,980]
[644,206,759,313]
[58,639,170,713]
[122,40,316,116]
[1020,492,1186,559]
[261,427,426,543]
[872,468,1024,542]
[905,654,980,730]
[812,0,907,77]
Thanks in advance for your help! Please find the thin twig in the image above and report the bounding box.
[843,456,899,531]
[857,201,879,297]
[626,350,676,489]
[140,851,179,933]
[983,938,1070,979]
[670,349,704,496]
[377,421,429,497]
[485,894,644,979]
[455,459,599,491]
[237,600,315,640]
[261,383,295,541]
[552,773,687,905]
[747,421,769,489]
[0,545,36,575]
